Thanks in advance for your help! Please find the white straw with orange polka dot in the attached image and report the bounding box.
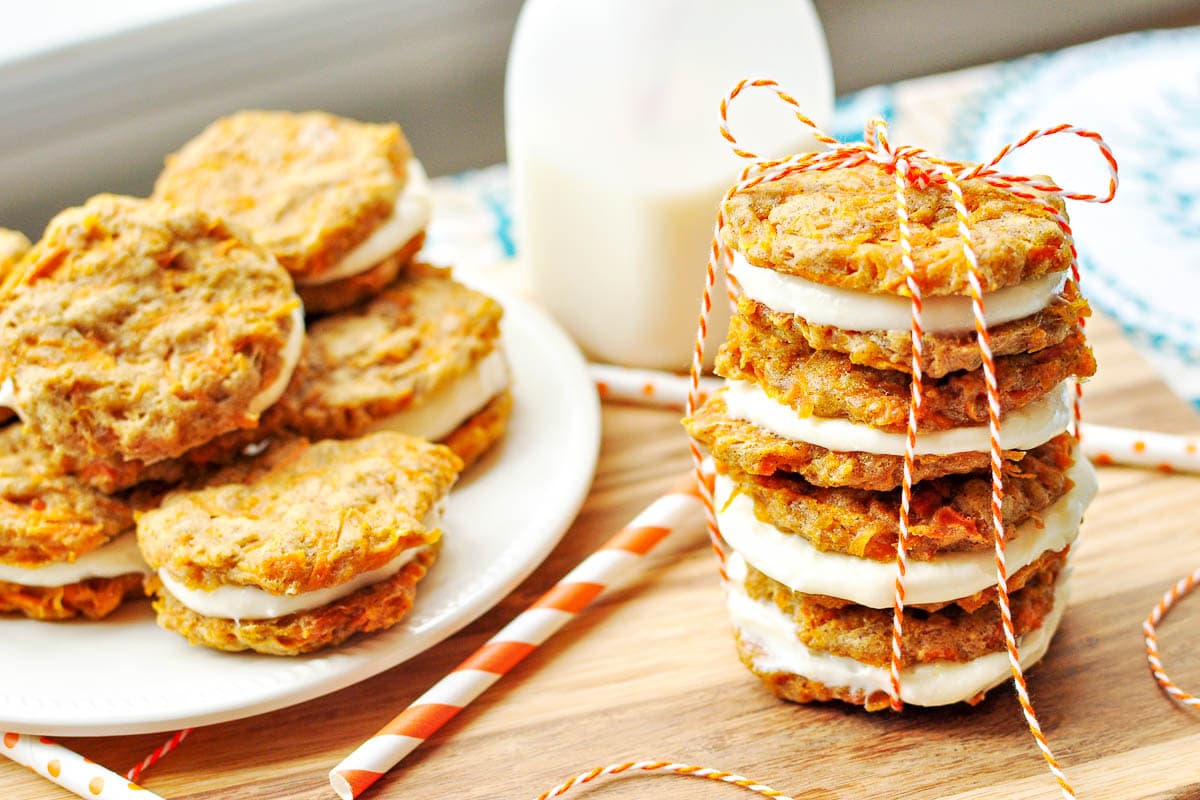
[328,473,707,800]
[0,732,165,800]
[590,364,721,410]
[1080,423,1200,474]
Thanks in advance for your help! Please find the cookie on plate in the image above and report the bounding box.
[154,111,433,313]
[285,262,511,467]
[73,262,510,493]
[0,194,303,475]
[0,426,148,620]
[137,433,461,655]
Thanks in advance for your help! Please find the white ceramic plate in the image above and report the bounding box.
[0,280,600,736]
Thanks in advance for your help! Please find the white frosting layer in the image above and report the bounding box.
[729,250,1067,333]
[723,379,1072,456]
[726,553,1069,707]
[715,452,1096,607]
[249,304,305,416]
[159,547,426,620]
[298,159,433,286]
[0,532,149,587]
[369,349,510,441]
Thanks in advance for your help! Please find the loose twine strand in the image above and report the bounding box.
[1144,568,1200,710]
[681,77,1121,799]
[533,760,794,800]
[125,728,192,784]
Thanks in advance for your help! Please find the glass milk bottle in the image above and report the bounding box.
[506,0,833,370]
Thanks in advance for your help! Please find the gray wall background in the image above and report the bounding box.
[2,0,1198,238]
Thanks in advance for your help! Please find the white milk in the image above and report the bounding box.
[506,0,834,370]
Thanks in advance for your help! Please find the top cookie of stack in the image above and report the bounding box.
[685,165,1098,710]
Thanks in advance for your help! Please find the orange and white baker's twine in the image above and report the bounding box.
[125,728,192,784]
[1144,568,1200,711]
[684,77,1119,799]
[534,760,793,800]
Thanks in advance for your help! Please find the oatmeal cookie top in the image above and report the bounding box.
[721,164,1071,296]
[154,110,412,279]
[0,194,301,464]
[136,433,460,594]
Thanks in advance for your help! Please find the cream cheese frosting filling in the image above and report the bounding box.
[369,348,510,441]
[729,250,1067,332]
[158,505,443,620]
[248,303,305,416]
[726,552,1069,707]
[722,379,1073,456]
[158,544,428,620]
[0,532,149,587]
[297,159,433,286]
[715,452,1096,608]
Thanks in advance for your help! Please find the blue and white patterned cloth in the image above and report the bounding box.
[428,27,1200,409]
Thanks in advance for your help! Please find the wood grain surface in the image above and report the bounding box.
[5,312,1199,800]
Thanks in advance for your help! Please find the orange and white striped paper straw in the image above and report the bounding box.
[1,732,165,800]
[328,473,706,799]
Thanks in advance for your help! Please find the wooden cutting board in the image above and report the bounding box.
[6,311,1199,800]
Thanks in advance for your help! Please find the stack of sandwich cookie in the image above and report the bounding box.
[137,433,459,655]
[686,165,1098,710]
[154,111,433,314]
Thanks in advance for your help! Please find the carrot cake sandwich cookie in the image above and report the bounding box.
[0,194,304,494]
[284,262,511,468]
[685,165,1099,710]
[137,432,460,655]
[154,110,433,313]
[0,425,148,620]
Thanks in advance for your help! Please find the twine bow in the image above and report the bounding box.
[686,78,1119,800]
